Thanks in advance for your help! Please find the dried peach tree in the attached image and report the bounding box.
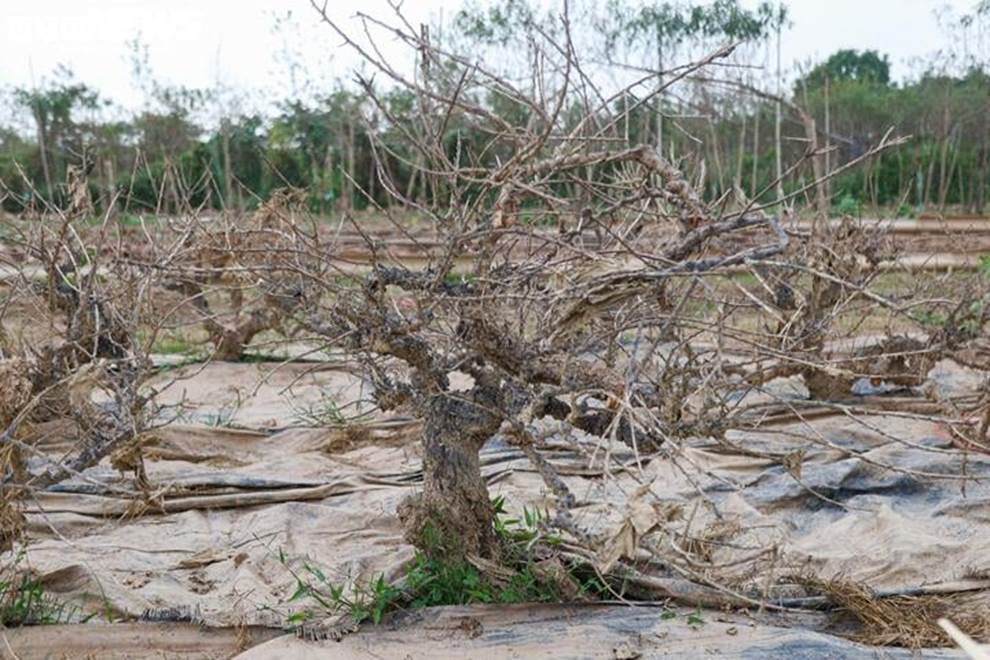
[153,190,312,362]
[0,208,155,549]
[0,185,310,551]
[297,3,889,566]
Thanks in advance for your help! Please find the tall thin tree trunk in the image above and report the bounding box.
[734,116,746,194]
[656,30,664,153]
[934,95,951,211]
[795,107,828,220]
[978,133,988,214]
[823,75,831,203]
[405,158,420,205]
[751,110,760,198]
[624,92,630,146]
[937,126,956,211]
[322,145,334,213]
[221,120,234,210]
[980,114,990,214]
[104,156,116,215]
[34,111,53,201]
[709,121,726,194]
[924,143,937,208]
[346,117,356,211]
[367,144,376,203]
[774,18,784,202]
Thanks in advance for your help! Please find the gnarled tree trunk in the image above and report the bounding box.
[399,391,501,561]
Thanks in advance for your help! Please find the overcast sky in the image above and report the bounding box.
[0,0,980,114]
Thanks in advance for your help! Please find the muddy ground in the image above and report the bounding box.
[0,353,986,658]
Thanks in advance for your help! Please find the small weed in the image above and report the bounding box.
[276,552,402,627]
[442,272,477,286]
[910,308,947,328]
[197,390,243,428]
[895,203,914,219]
[687,607,706,626]
[285,567,400,626]
[492,495,562,547]
[288,390,375,430]
[152,333,192,355]
[0,577,70,625]
[659,607,707,627]
[236,353,270,364]
[289,396,346,427]
[203,408,238,428]
[116,213,145,227]
[0,555,85,625]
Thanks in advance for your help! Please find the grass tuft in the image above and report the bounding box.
[0,554,89,625]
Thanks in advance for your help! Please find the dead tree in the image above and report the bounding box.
[291,8,975,603]
[0,211,152,549]
[293,4,811,562]
[155,189,311,361]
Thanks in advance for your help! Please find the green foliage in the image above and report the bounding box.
[490,494,561,550]
[909,297,984,338]
[895,203,914,219]
[911,290,988,339]
[797,49,891,93]
[454,0,538,45]
[205,408,239,428]
[603,0,786,52]
[3,13,990,215]
[833,194,862,218]
[9,66,105,203]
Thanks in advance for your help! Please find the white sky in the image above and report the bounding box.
[0,0,980,116]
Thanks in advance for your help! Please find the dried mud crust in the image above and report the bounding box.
[1,623,280,659]
[232,604,967,659]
